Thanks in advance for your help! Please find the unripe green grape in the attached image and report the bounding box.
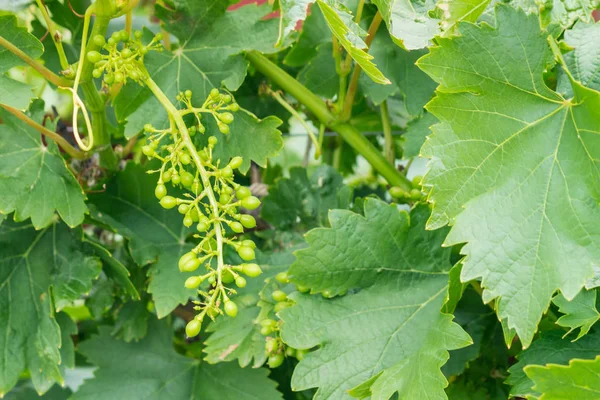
[260,319,277,329]
[178,252,196,269]
[183,215,193,227]
[242,263,262,277]
[134,30,142,39]
[178,204,189,214]
[189,126,197,137]
[198,124,206,134]
[412,175,423,187]
[409,189,422,200]
[224,300,238,318]
[222,270,234,284]
[260,326,273,335]
[171,173,181,185]
[275,272,289,284]
[199,149,209,161]
[238,246,255,261]
[144,124,153,132]
[322,289,334,298]
[96,59,107,67]
[389,186,406,198]
[241,196,260,210]
[189,208,199,222]
[235,276,246,288]
[116,58,124,67]
[155,32,164,41]
[219,112,234,124]
[207,275,216,285]
[230,221,244,233]
[130,70,140,80]
[242,240,256,249]
[229,103,240,112]
[185,276,203,289]
[229,156,243,170]
[142,145,154,156]
[192,180,201,194]
[272,290,287,302]
[180,152,191,165]
[274,301,289,313]
[181,172,194,187]
[222,94,232,103]
[219,193,231,205]
[119,30,129,41]
[268,354,284,368]
[185,319,201,338]
[121,48,132,58]
[223,186,233,195]
[86,50,102,63]
[296,284,309,293]
[159,196,177,209]
[240,215,256,229]
[162,169,173,182]
[104,73,114,84]
[235,186,251,200]
[286,347,296,357]
[155,184,167,199]
[180,257,201,272]
[210,88,220,99]
[140,46,148,55]
[196,221,209,232]
[208,136,217,146]
[114,71,124,83]
[296,349,307,361]
[92,69,102,79]
[265,339,277,353]
[221,166,233,179]
[218,123,230,135]
[207,307,218,317]
[185,90,192,98]
[93,35,105,47]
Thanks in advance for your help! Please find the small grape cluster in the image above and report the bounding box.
[258,272,308,368]
[389,175,424,202]
[86,30,163,85]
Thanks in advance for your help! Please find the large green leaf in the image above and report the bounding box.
[0,219,100,395]
[281,201,471,399]
[0,105,88,229]
[0,14,43,72]
[506,330,600,398]
[553,289,600,340]
[297,42,339,98]
[88,163,194,318]
[417,5,600,347]
[525,356,600,399]
[72,317,282,400]
[117,1,280,139]
[283,3,331,66]
[373,0,439,50]
[261,165,352,231]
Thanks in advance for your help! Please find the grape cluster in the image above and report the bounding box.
[86,30,163,85]
[389,175,424,202]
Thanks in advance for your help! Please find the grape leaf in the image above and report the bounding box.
[117,1,280,138]
[297,42,339,98]
[359,27,436,111]
[403,112,437,158]
[437,0,490,33]
[525,356,600,399]
[512,0,599,28]
[111,300,150,342]
[317,0,390,84]
[0,105,88,229]
[87,163,194,318]
[557,21,600,98]
[506,330,600,398]
[0,219,100,395]
[417,5,600,347]
[0,14,43,72]
[372,0,440,50]
[283,2,330,66]
[73,316,282,400]
[194,109,284,174]
[261,165,352,231]
[0,75,35,110]
[553,289,600,340]
[277,0,313,46]
[4,381,71,400]
[281,201,471,399]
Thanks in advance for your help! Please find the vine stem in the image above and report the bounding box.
[340,12,382,121]
[0,36,72,87]
[35,0,70,70]
[246,51,411,191]
[380,100,394,164]
[1,104,87,159]
[143,76,226,310]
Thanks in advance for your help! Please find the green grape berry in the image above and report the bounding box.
[222,270,235,284]
[219,193,231,205]
[409,188,422,200]
[296,284,309,293]
[183,215,193,227]
[219,112,234,124]
[296,349,307,361]
[235,186,251,200]
[275,272,289,284]
[224,300,238,317]
[171,173,181,185]
[178,204,189,214]
[260,326,273,336]
[218,123,230,135]
[185,90,192,99]
[155,32,164,41]
[240,215,256,229]
[92,35,105,47]
[180,152,191,165]
[274,301,290,313]
[235,276,246,288]
[185,276,203,289]
[242,263,262,277]
[260,319,277,329]
[196,221,209,232]
[144,124,153,132]
[86,50,102,63]
[114,71,124,83]
[229,103,240,112]
[180,257,201,272]
[155,184,167,199]
[134,30,142,39]
[286,347,296,357]
[230,221,244,233]
[242,240,256,249]
[238,246,255,261]
[265,339,277,353]
[221,166,233,179]
[229,156,243,170]
[104,73,114,84]
[221,94,232,103]
[272,290,287,302]
[142,145,154,156]
[412,175,423,187]
[159,196,177,209]
[92,69,102,79]
[181,171,194,187]
[389,186,407,198]
[119,30,129,41]
[210,88,220,99]
[185,319,201,338]
[268,354,284,368]
[241,196,261,210]
[162,170,172,182]
[121,48,132,58]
